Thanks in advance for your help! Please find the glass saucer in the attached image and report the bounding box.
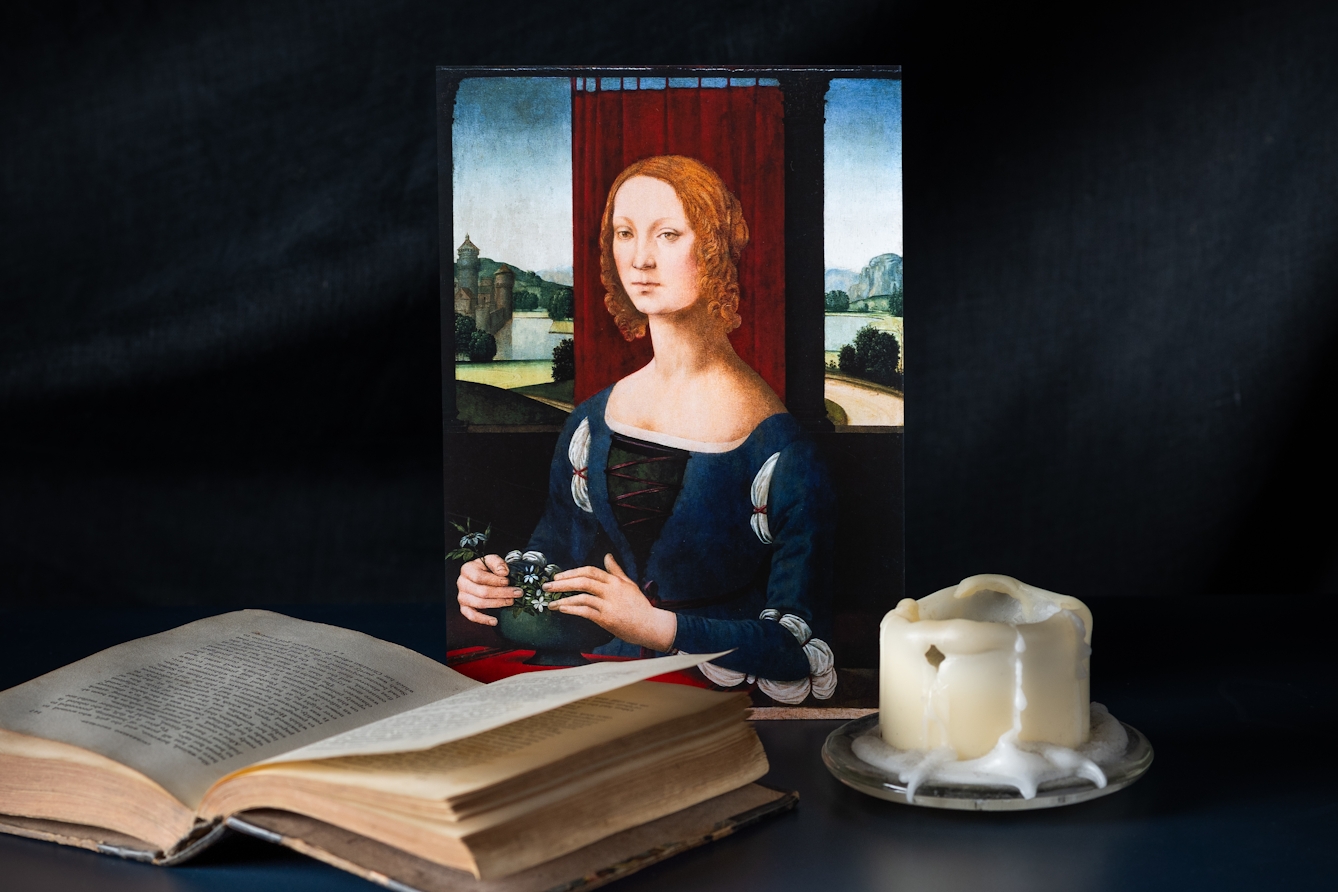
[822,712,1153,811]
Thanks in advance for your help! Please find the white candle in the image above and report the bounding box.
[879,574,1093,759]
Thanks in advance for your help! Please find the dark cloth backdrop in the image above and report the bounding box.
[572,79,786,404]
[2,0,1337,608]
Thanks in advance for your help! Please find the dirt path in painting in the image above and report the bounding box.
[824,376,904,427]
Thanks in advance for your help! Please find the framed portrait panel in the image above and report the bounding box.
[440,67,902,716]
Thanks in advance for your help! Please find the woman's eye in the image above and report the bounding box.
[615,229,633,239]
[660,231,679,242]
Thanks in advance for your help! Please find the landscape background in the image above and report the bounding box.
[453,77,905,428]
[824,252,903,425]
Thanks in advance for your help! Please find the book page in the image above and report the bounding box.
[0,611,479,807]
[264,650,726,763]
[238,682,739,803]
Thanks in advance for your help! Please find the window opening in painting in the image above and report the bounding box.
[822,78,904,430]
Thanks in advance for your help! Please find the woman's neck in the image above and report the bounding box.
[608,301,785,443]
[644,304,735,382]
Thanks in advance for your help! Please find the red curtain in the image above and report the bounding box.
[571,78,786,405]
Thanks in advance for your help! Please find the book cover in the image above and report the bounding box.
[440,67,903,716]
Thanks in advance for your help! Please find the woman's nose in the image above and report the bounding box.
[632,238,655,269]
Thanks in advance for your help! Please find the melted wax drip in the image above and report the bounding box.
[853,703,1128,802]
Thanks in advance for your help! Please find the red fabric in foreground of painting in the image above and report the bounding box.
[571,80,786,404]
[446,646,713,689]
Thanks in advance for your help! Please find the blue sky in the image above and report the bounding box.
[824,79,903,270]
[452,77,902,275]
[453,78,572,273]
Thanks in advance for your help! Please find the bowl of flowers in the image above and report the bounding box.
[450,522,613,666]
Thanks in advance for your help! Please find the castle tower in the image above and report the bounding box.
[456,234,480,297]
[493,264,515,315]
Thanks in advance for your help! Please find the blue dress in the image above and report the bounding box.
[527,386,835,682]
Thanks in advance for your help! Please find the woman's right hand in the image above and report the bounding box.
[456,555,520,626]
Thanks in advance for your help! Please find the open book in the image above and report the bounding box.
[0,611,772,882]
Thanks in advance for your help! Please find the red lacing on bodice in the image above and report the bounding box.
[607,454,684,527]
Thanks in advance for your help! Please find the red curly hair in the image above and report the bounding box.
[600,156,750,342]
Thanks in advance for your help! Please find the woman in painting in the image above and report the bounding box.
[456,155,836,704]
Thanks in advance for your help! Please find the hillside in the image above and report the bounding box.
[476,257,570,306]
[846,253,903,301]
[825,268,858,292]
[534,267,574,286]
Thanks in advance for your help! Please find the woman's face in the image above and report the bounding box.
[612,176,699,318]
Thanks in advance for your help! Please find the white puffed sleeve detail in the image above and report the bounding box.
[568,418,593,514]
[803,637,834,676]
[678,649,750,687]
[749,452,782,544]
[778,614,812,645]
[757,676,812,704]
[701,612,839,705]
[804,639,838,699]
[809,661,839,700]
[698,661,749,688]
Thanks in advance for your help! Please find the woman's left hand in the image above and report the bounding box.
[546,554,677,652]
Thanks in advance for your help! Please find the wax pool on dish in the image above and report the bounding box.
[856,575,1133,801]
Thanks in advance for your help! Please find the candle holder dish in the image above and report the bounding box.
[822,712,1153,811]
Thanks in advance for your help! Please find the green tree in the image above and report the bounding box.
[887,284,904,316]
[824,290,850,312]
[513,291,539,311]
[468,330,497,362]
[549,289,575,321]
[837,343,861,377]
[852,326,900,387]
[551,337,575,382]
[454,313,476,356]
[839,326,901,389]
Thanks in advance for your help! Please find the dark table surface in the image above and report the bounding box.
[0,599,1331,891]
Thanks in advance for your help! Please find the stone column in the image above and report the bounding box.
[781,72,835,432]
[437,70,467,432]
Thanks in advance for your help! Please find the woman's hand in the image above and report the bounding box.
[456,555,520,626]
[546,554,677,652]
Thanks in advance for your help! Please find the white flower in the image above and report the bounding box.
[522,550,546,565]
[504,550,523,564]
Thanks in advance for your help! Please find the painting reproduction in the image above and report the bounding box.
[440,68,903,716]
